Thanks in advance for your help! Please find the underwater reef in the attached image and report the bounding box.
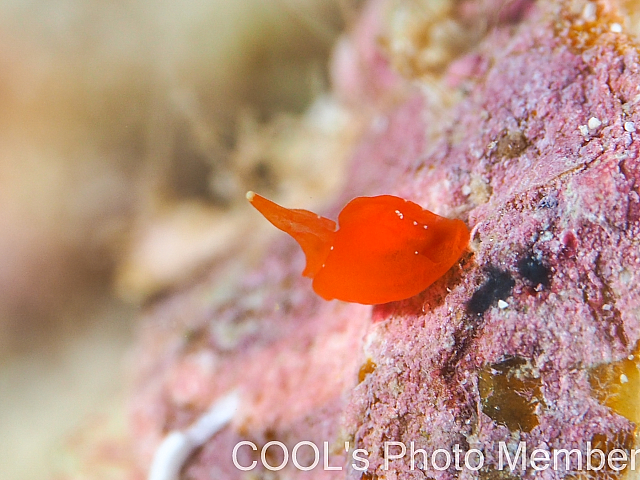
[129,1,640,479]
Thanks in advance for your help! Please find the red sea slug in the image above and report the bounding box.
[247,192,469,304]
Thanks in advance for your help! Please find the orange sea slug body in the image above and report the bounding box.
[247,192,469,305]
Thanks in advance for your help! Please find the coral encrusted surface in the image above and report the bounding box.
[129,1,640,479]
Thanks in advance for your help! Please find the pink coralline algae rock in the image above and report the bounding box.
[130,1,640,480]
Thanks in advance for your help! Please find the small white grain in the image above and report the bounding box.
[587,117,601,130]
[541,231,553,241]
[582,2,596,22]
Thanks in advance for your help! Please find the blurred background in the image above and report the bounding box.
[0,1,360,478]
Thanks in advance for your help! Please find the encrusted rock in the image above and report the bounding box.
[130,1,640,479]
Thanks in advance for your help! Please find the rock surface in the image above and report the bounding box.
[130,1,640,479]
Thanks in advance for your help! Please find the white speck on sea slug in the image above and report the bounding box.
[498,300,509,309]
[624,121,636,133]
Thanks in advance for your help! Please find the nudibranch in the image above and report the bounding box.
[247,192,469,305]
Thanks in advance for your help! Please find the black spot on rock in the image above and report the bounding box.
[467,268,515,315]
[517,254,550,288]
